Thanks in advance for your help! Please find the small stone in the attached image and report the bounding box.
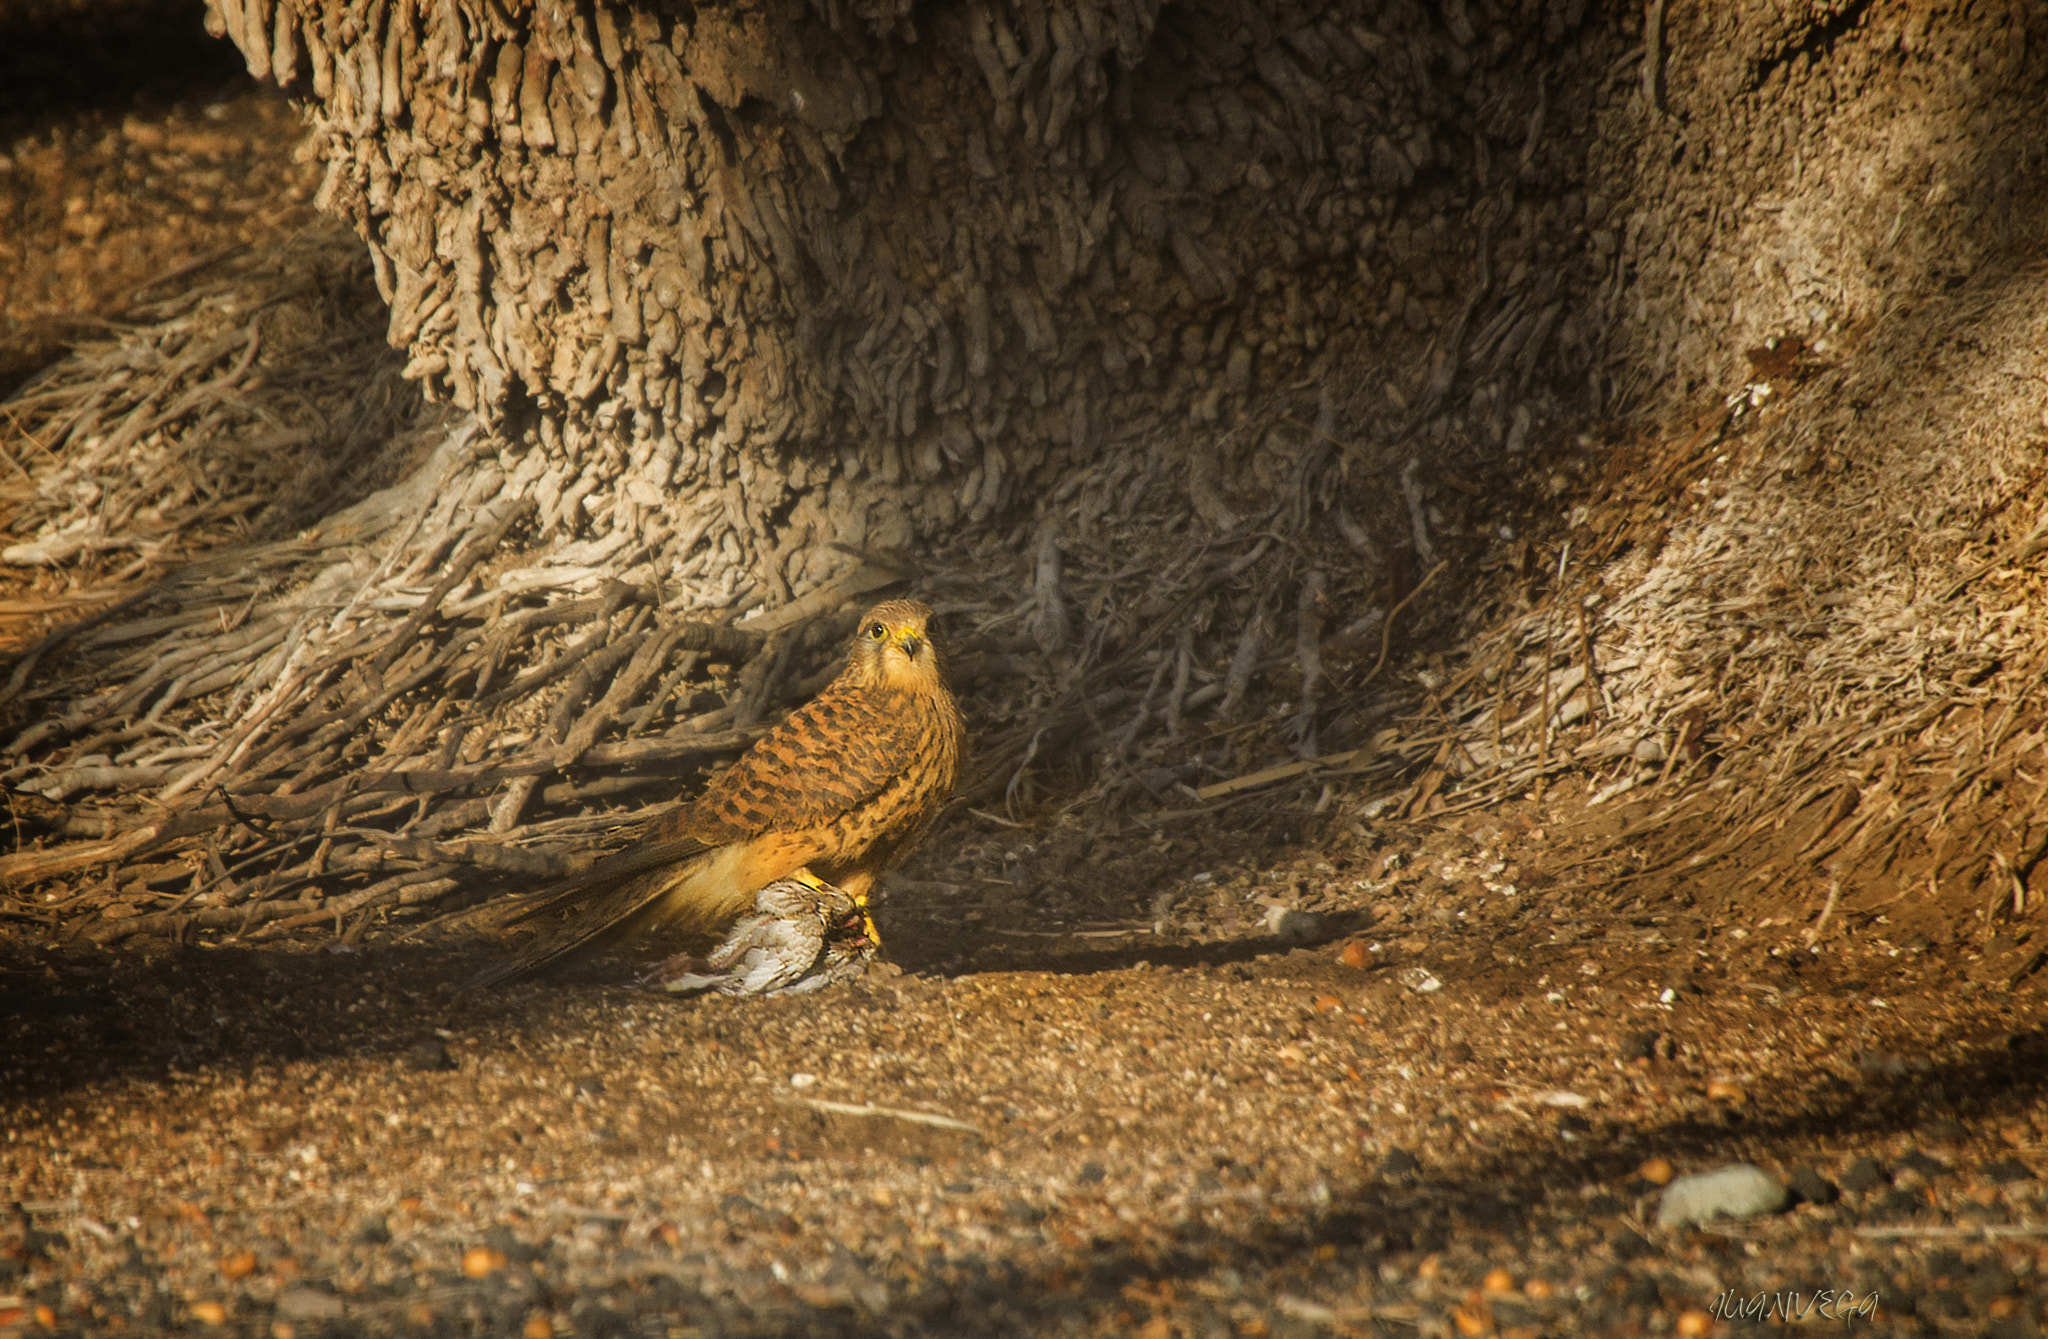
[484,1226,542,1265]
[1340,940,1371,969]
[220,1250,257,1280]
[1313,994,1343,1012]
[461,1246,507,1278]
[523,1314,555,1339]
[354,1216,391,1245]
[190,1301,229,1325]
[1481,1268,1514,1294]
[1002,1198,1046,1224]
[275,1288,344,1321]
[1655,1165,1790,1228]
[1266,906,1328,940]
[1636,1158,1674,1186]
[1878,1187,1931,1217]
[1973,1264,2020,1301]
[1786,1166,1837,1204]
[1619,1031,1659,1062]
[1675,1309,1714,1338]
[1840,1157,1888,1194]
[1984,1159,2035,1184]
[1523,1279,1555,1300]
[1225,344,1254,394]
[1898,1149,1952,1179]
[1987,1310,2040,1339]
[720,1195,768,1222]
[1704,1080,1747,1104]
[1379,1147,1422,1177]
[405,1039,456,1072]
[1078,1162,1107,1185]
[1461,1199,1524,1233]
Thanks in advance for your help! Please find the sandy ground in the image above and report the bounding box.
[5,10,2048,1339]
[6,793,2048,1337]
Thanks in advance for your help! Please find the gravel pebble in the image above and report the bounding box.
[1619,1030,1659,1061]
[1654,1165,1789,1228]
[1840,1156,1889,1194]
[1786,1165,1837,1204]
[1898,1148,1954,1178]
[404,1038,457,1072]
[275,1286,345,1320]
[1379,1147,1422,1177]
[1265,907,1328,939]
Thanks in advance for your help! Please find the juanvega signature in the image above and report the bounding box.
[1708,1288,1880,1324]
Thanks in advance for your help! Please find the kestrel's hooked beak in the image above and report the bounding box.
[794,866,884,949]
[896,632,923,661]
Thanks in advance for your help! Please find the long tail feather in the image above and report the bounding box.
[463,839,774,990]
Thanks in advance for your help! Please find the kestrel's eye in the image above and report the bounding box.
[867,623,886,640]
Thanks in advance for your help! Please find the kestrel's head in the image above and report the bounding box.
[846,599,946,692]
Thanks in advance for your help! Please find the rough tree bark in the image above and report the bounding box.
[240,0,1630,570]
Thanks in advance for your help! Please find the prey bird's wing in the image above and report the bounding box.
[732,915,828,995]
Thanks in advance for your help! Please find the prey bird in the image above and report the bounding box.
[468,598,962,988]
[640,870,880,997]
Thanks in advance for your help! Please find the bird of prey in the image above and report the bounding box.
[468,598,962,987]
[640,871,879,997]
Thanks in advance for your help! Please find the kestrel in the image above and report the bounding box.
[469,598,962,987]
[640,870,879,997]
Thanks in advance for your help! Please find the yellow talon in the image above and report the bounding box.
[854,892,883,950]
